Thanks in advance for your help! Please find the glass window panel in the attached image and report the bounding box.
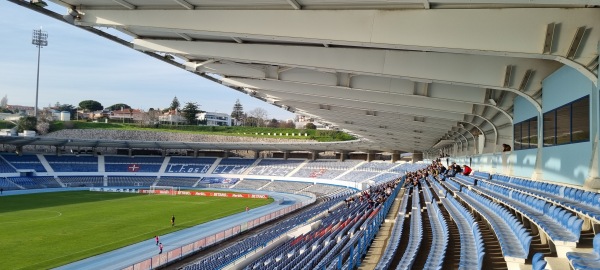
[556,105,571,145]
[514,122,522,150]
[529,117,538,149]
[543,111,555,146]
[572,97,590,142]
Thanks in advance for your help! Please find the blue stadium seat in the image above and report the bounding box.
[532,252,548,270]
[567,234,600,270]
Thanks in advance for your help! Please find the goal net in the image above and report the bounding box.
[149,185,180,195]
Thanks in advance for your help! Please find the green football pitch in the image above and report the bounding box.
[0,191,273,270]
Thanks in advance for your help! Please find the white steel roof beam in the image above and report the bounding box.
[285,0,302,10]
[112,0,135,9]
[247,82,473,114]
[77,8,600,83]
[224,77,513,123]
[282,99,464,121]
[133,39,553,111]
[173,0,194,10]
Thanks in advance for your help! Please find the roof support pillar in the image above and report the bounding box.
[283,150,289,160]
[412,152,423,163]
[391,151,400,163]
[128,148,132,157]
[16,145,23,156]
[254,150,260,159]
[223,151,230,158]
[311,150,318,161]
[193,149,198,158]
[366,151,375,162]
[339,150,348,161]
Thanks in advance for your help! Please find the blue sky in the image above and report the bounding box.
[0,2,295,120]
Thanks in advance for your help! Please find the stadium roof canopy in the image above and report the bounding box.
[11,0,600,155]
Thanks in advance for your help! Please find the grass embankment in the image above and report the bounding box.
[49,121,355,142]
[0,191,273,269]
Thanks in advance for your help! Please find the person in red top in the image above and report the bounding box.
[462,165,472,176]
[155,235,159,246]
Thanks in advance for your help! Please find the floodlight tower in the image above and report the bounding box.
[32,27,48,118]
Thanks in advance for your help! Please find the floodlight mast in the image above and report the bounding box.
[32,27,48,118]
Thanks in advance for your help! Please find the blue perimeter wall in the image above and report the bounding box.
[511,66,594,185]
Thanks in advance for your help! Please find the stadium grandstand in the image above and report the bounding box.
[3,0,600,270]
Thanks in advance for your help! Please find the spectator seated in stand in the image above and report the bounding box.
[462,165,472,176]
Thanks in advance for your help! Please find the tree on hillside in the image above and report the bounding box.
[56,104,77,120]
[267,118,279,128]
[78,100,103,112]
[248,108,268,127]
[305,122,317,129]
[0,95,7,108]
[181,102,200,125]
[106,103,131,111]
[231,99,244,126]
[169,96,180,111]
[279,120,296,129]
[17,116,37,132]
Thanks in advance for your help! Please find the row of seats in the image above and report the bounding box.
[396,188,423,269]
[302,160,362,170]
[45,155,98,163]
[184,191,353,270]
[0,158,17,173]
[262,181,312,193]
[104,156,164,164]
[424,199,450,270]
[436,187,485,270]
[488,174,600,222]
[355,162,399,172]
[457,188,531,259]
[291,168,346,179]
[105,164,162,173]
[8,177,61,189]
[475,181,583,243]
[375,190,410,269]
[567,234,600,269]
[155,177,200,187]
[169,157,217,165]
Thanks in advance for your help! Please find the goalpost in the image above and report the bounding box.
[149,185,180,195]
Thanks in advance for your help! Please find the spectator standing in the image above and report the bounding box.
[171,215,175,227]
[159,243,163,254]
[155,235,159,246]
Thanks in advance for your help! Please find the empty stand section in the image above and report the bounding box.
[104,156,164,173]
[165,157,217,174]
[45,155,97,172]
[156,176,200,187]
[7,176,61,189]
[59,176,104,187]
[1,154,43,172]
[212,158,255,174]
[247,159,305,176]
[292,160,362,179]
[107,176,157,186]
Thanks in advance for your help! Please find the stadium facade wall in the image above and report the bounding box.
[449,66,594,186]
